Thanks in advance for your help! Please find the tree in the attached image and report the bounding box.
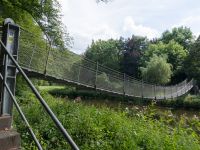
[84,39,122,70]
[0,0,72,49]
[120,35,149,77]
[184,36,200,85]
[160,26,194,50]
[144,40,187,73]
[141,55,172,84]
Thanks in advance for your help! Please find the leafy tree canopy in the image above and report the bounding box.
[120,35,149,77]
[141,55,172,84]
[184,36,200,85]
[84,39,122,70]
[160,26,194,50]
[144,40,188,73]
[120,35,149,53]
[0,0,72,49]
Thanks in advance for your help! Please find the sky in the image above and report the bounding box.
[59,0,200,54]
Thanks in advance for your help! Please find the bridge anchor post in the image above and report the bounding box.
[0,18,19,115]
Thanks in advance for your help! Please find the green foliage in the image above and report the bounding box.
[144,40,187,73]
[13,89,200,149]
[85,39,122,70]
[184,36,200,85]
[120,35,149,53]
[96,72,110,85]
[158,95,200,109]
[160,26,194,50]
[120,35,149,77]
[0,0,71,48]
[141,55,172,84]
[85,35,149,78]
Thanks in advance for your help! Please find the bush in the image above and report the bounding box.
[158,94,200,109]
[13,90,200,149]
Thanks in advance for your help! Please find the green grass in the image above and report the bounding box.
[47,86,151,105]
[42,85,200,109]
[158,94,200,109]
[38,85,66,91]
[13,87,200,150]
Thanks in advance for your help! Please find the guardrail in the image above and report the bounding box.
[18,28,194,100]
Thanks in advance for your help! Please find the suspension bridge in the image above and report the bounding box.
[18,28,193,100]
[0,19,195,149]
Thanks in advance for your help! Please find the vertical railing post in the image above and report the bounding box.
[164,86,166,99]
[184,80,187,94]
[28,43,36,69]
[171,86,173,99]
[154,85,156,100]
[94,61,98,89]
[141,79,144,99]
[77,65,81,83]
[44,40,51,75]
[0,19,20,115]
[123,73,125,96]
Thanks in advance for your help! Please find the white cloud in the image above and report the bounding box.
[122,16,159,39]
[70,24,119,54]
[59,0,70,14]
[173,16,200,37]
[180,16,200,26]
[58,0,200,54]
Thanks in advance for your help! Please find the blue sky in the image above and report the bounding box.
[59,0,200,54]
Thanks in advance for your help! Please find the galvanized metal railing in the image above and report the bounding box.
[17,29,194,100]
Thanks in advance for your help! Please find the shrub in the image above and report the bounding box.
[13,90,200,149]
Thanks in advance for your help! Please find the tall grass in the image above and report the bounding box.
[13,89,200,150]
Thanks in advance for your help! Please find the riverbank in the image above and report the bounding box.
[157,94,200,109]
[46,86,200,110]
[14,87,200,149]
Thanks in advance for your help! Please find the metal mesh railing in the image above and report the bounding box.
[18,29,194,100]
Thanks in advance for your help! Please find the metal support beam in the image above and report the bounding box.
[0,19,19,115]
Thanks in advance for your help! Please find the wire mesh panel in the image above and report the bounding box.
[17,29,194,100]
[106,73,123,94]
[125,80,143,97]
[143,83,155,99]
[96,71,123,93]
[155,86,164,99]
[79,66,96,87]
[19,30,49,73]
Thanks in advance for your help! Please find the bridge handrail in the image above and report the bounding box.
[18,28,194,100]
[19,29,192,87]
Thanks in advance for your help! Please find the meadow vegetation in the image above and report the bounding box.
[13,85,200,149]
